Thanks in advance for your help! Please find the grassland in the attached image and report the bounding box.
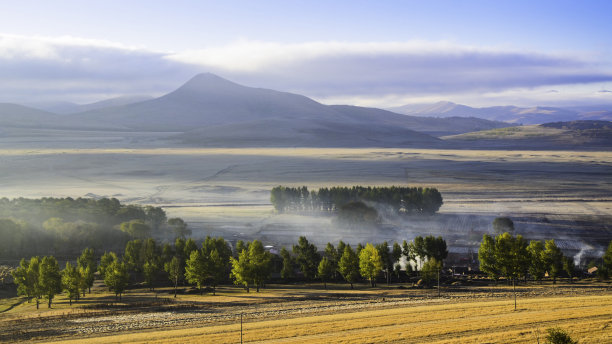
[1,280,611,343]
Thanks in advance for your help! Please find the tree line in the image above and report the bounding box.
[11,234,450,307]
[270,186,443,215]
[0,197,189,258]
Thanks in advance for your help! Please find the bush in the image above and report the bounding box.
[545,328,577,344]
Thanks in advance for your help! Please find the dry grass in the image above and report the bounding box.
[46,294,612,344]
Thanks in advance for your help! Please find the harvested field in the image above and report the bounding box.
[1,281,611,343]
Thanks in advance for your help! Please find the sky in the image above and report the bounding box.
[1,0,612,108]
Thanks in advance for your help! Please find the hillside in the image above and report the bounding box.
[443,120,612,148]
[390,101,612,124]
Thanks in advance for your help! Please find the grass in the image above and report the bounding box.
[46,294,612,344]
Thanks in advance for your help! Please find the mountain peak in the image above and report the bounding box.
[178,73,241,91]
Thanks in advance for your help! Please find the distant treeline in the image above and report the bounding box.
[270,186,443,215]
[0,197,169,258]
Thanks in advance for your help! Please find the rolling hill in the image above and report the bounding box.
[442,120,612,148]
[389,101,612,124]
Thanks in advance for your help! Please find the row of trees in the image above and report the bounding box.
[270,186,443,215]
[12,234,450,305]
[12,248,96,308]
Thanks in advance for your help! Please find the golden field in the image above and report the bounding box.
[46,293,612,344]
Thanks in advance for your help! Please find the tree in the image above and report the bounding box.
[99,251,117,279]
[421,258,443,294]
[280,247,295,280]
[206,249,226,295]
[563,256,575,283]
[77,248,96,294]
[143,259,159,291]
[392,242,403,281]
[39,256,61,308]
[544,240,563,284]
[230,240,272,292]
[545,328,578,344]
[494,233,529,310]
[168,218,191,239]
[61,262,80,305]
[104,261,129,300]
[602,240,612,276]
[292,236,320,281]
[165,256,181,298]
[423,236,448,262]
[185,250,207,295]
[412,236,426,270]
[144,206,166,232]
[119,220,151,239]
[337,201,379,227]
[359,244,383,287]
[478,234,499,282]
[12,257,41,308]
[376,242,393,285]
[493,217,514,235]
[324,243,339,280]
[339,245,360,289]
[317,257,334,289]
[124,240,143,272]
[527,240,547,283]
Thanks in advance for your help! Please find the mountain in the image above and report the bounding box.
[27,96,155,115]
[443,120,612,148]
[389,101,612,124]
[0,103,59,128]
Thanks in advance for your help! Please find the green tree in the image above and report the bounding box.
[392,242,403,281]
[206,249,226,295]
[421,257,443,293]
[602,240,612,276]
[423,236,448,262]
[527,240,547,283]
[359,243,383,287]
[230,240,272,293]
[143,259,159,291]
[339,245,360,289]
[104,261,129,300]
[292,236,321,281]
[99,251,118,279]
[168,218,191,239]
[544,239,563,284]
[61,262,80,305]
[124,240,143,272]
[39,256,62,308]
[495,233,529,310]
[478,234,499,282]
[376,242,393,285]
[545,327,578,344]
[185,250,207,295]
[317,257,334,289]
[12,257,41,308]
[77,248,96,294]
[119,220,151,239]
[280,247,295,280]
[165,256,182,298]
[493,217,514,235]
[144,206,166,232]
[324,243,339,280]
[563,256,575,283]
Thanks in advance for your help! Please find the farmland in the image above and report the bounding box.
[1,280,611,343]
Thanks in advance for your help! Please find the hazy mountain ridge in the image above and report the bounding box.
[389,101,612,124]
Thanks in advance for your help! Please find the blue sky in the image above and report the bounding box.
[1,0,611,107]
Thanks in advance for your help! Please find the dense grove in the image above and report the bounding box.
[270,186,443,215]
[0,197,167,257]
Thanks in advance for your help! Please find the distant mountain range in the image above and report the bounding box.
[0,73,610,148]
[389,101,612,125]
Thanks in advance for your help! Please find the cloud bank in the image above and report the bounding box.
[1,34,611,106]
